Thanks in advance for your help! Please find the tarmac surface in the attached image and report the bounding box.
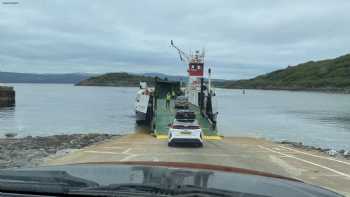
[47,132,350,196]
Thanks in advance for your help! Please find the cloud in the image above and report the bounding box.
[1,0,350,79]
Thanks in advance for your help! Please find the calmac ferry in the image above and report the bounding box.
[135,41,218,138]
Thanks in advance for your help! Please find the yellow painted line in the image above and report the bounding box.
[156,135,168,140]
[204,135,222,140]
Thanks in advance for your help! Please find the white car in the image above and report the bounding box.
[168,119,204,147]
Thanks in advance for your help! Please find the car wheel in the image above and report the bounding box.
[197,143,203,148]
[168,142,173,147]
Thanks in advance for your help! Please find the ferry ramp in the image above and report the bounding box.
[47,132,350,196]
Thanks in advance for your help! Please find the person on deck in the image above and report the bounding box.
[165,92,171,109]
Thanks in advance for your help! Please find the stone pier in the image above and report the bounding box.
[0,86,15,107]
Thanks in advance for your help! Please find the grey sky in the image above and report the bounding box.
[1,0,350,79]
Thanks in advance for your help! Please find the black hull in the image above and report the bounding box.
[136,110,146,121]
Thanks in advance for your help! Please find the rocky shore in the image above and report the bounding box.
[0,133,118,169]
[277,140,350,159]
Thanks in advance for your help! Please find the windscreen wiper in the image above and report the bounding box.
[72,183,269,197]
[0,170,98,187]
[72,183,173,196]
[0,170,99,195]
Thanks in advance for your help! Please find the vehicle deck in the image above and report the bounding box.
[153,99,220,139]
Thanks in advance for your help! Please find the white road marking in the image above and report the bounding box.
[279,156,292,158]
[153,157,159,162]
[84,150,122,155]
[110,142,163,145]
[312,174,346,177]
[278,145,350,166]
[85,149,133,155]
[151,153,231,157]
[122,148,132,154]
[259,145,350,179]
[103,146,124,149]
[84,150,230,157]
[120,154,138,161]
[85,148,138,161]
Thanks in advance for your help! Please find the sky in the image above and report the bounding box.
[1,1,350,79]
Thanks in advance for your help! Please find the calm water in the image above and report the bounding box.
[217,89,350,150]
[0,84,137,136]
[1,84,350,150]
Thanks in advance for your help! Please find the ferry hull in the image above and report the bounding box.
[135,110,147,122]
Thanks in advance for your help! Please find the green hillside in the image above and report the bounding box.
[224,54,350,92]
[76,72,156,87]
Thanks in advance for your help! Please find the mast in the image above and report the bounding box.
[208,68,211,94]
[170,40,205,106]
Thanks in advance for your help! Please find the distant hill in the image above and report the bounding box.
[0,71,93,84]
[142,72,188,82]
[76,72,157,87]
[222,54,350,92]
[77,72,228,87]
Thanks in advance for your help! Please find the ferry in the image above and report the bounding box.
[135,41,219,139]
